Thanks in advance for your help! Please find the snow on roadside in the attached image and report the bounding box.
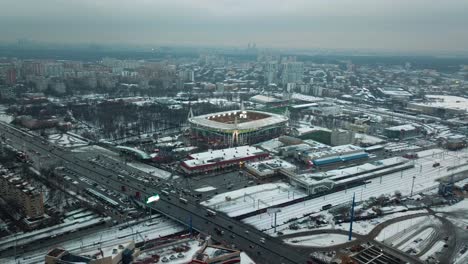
[127,162,172,179]
[195,186,217,192]
[284,234,354,247]
[240,252,256,264]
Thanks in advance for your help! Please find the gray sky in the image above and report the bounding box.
[1,0,468,53]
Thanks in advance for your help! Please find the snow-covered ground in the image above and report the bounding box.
[420,240,446,261]
[127,162,173,180]
[397,227,434,254]
[243,148,468,231]
[201,182,307,217]
[284,234,354,247]
[195,186,217,192]
[375,216,432,242]
[240,252,256,264]
[48,133,88,147]
[272,209,428,237]
[435,199,468,229]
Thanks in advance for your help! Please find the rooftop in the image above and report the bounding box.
[411,95,468,112]
[189,110,288,131]
[182,146,266,168]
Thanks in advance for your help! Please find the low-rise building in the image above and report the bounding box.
[181,146,269,175]
[245,158,296,178]
[300,144,368,167]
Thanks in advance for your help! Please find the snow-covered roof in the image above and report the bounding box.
[305,144,363,160]
[247,158,296,172]
[250,94,282,103]
[411,95,468,112]
[183,146,266,168]
[385,124,417,131]
[291,93,324,102]
[189,110,288,131]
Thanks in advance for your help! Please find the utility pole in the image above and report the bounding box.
[410,176,416,197]
[348,193,356,241]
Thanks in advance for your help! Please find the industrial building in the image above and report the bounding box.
[180,146,269,175]
[384,124,420,139]
[408,95,468,116]
[299,144,369,167]
[188,108,288,147]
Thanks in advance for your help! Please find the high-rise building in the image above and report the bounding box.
[45,63,64,77]
[6,68,16,85]
[263,61,278,85]
[280,62,303,86]
[180,70,195,82]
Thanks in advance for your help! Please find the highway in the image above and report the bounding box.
[0,122,312,264]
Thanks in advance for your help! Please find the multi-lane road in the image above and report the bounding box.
[0,122,313,264]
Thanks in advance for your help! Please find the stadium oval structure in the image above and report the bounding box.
[188,110,288,147]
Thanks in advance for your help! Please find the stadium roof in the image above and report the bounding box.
[189,110,288,131]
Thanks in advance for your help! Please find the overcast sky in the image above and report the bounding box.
[1,0,468,53]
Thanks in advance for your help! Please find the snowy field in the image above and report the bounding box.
[201,182,307,217]
[397,227,435,255]
[435,199,468,229]
[284,234,354,247]
[72,145,120,157]
[420,240,446,261]
[127,162,173,180]
[0,217,184,264]
[375,216,432,242]
[243,148,468,231]
[273,208,429,237]
[48,133,88,147]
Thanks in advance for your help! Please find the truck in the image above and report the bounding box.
[206,209,217,217]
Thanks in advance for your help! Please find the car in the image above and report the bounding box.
[170,255,177,260]
[161,257,169,262]
[177,253,184,258]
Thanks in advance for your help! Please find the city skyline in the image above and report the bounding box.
[1,0,468,54]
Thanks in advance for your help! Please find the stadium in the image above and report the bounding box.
[188,109,288,147]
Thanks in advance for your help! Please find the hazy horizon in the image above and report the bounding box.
[1,0,468,54]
